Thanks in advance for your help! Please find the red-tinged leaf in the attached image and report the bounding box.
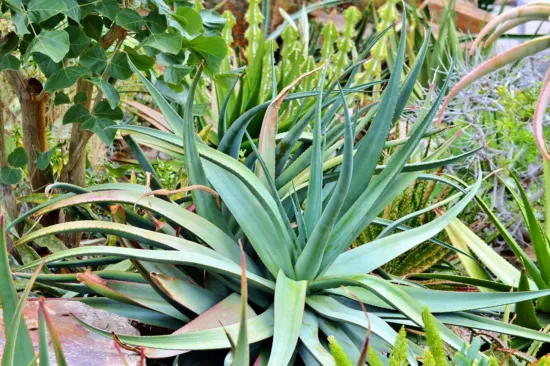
[534,67,550,160]
[256,65,324,185]
[485,16,550,47]
[145,293,257,359]
[123,100,171,132]
[38,297,68,366]
[233,240,249,365]
[469,3,550,54]
[113,341,130,366]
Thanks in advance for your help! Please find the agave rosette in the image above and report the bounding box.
[10,17,550,365]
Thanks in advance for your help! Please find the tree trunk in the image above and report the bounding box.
[3,72,51,192]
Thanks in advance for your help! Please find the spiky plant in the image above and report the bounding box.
[9,15,550,366]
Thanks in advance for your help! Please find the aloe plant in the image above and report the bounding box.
[10,14,550,366]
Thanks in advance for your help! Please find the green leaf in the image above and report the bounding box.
[93,100,123,120]
[27,30,69,63]
[183,65,227,231]
[0,54,20,72]
[38,299,51,366]
[95,0,119,20]
[125,48,154,71]
[43,66,91,92]
[0,213,34,365]
[0,32,19,54]
[233,246,249,365]
[16,243,272,292]
[66,26,89,58]
[35,147,57,170]
[514,270,542,330]
[0,167,22,185]
[269,271,307,365]
[89,78,119,108]
[164,65,192,84]
[173,7,203,35]
[61,0,80,22]
[444,219,494,290]
[28,0,68,24]
[127,60,184,135]
[200,9,226,34]
[324,173,481,277]
[116,8,144,32]
[7,147,28,168]
[106,52,132,79]
[342,16,408,212]
[25,189,258,274]
[141,32,183,54]
[296,86,353,280]
[63,104,90,124]
[11,12,29,37]
[74,91,88,104]
[54,92,71,105]
[2,260,45,366]
[145,8,167,33]
[80,44,107,74]
[299,310,335,365]
[34,52,61,77]
[82,15,103,41]
[81,116,117,144]
[186,35,227,72]
[511,172,550,284]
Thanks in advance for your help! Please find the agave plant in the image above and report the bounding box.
[10,16,550,365]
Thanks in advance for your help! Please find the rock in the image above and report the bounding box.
[428,0,493,33]
[0,299,141,366]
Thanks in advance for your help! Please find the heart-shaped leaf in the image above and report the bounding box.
[66,26,90,58]
[43,66,91,92]
[106,52,132,79]
[28,0,68,24]
[95,0,120,20]
[145,8,167,33]
[116,9,144,32]
[0,54,20,72]
[35,147,57,170]
[187,35,227,72]
[81,116,117,144]
[173,7,203,35]
[89,78,120,108]
[7,147,28,168]
[82,15,103,41]
[27,30,69,63]
[34,52,61,77]
[142,32,182,54]
[93,100,123,120]
[63,104,91,124]
[54,92,71,105]
[164,65,192,84]
[0,167,22,185]
[125,47,154,71]
[80,44,107,74]
[61,0,80,22]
